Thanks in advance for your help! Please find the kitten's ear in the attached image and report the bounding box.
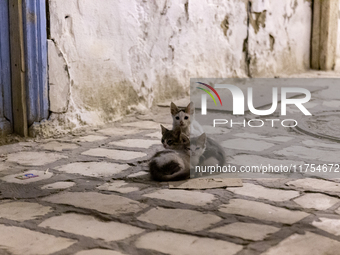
[180,134,190,144]
[160,125,168,135]
[170,102,179,116]
[197,133,207,146]
[185,102,194,115]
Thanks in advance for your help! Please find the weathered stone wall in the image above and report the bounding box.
[336,0,340,71]
[248,0,312,76]
[43,0,313,135]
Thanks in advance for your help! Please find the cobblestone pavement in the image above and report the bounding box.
[0,83,340,255]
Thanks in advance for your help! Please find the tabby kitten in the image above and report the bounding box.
[170,102,204,136]
[151,127,207,181]
[161,125,182,149]
[150,128,191,181]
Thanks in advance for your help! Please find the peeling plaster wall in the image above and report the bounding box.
[48,40,70,113]
[248,0,312,77]
[42,0,313,135]
[336,1,340,71]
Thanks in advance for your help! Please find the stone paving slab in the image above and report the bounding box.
[274,146,338,162]
[136,113,173,125]
[201,125,231,135]
[39,213,144,241]
[75,249,126,255]
[137,207,221,231]
[169,178,243,189]
[135,231,243,255]
[219,199,309,224]
[233,133,293,142]
[121,121,161,129]
[210,222,280,241]
[73,135,108,142]
[143,189,216,206]
[97,127,140,136]
[43,192,148,216]
[336,207,340,215]
[41,181,76,190]
[144,131,162,139]
[293,193,340,210]
[38,141,79,151]
[6,151,67,166]
[109,139,159,149]
[97,181,140,193]
[0,162,11,172]
[55,162,130,177]
[261,232,340,255]
[228,183,300,202]
[0,202,52,221]
[229,155,305,167]
[312,217,340,236]
[221,138,275,152]
[0,224,76,255]
[81,148,147,161]
[286,178,340,193]
[323,100,340,108]
[302,140,340,149]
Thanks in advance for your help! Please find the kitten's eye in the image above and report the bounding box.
[175,116,179,120]
[168,140,173,145]
[161,139,164,143]
[187,147,191,151]
[195,147,200,151]
[184,116,189,120]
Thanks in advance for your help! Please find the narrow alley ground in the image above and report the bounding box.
[0,77,340,255]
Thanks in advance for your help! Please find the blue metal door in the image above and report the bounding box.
[0,0,48,136]
[0,0,13,135]
[22,0,48,126]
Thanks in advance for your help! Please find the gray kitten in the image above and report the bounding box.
[200,137,226,167]
[190,135,226,178]
[189,133,207,167]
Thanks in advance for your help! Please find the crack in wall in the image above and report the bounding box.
[269,34,275,51]
[161,0,170,15]
[49,38,71,113]
[220,15,229,37]
[244,0,252,77]
[184,0,189,20]
[250,10,267,33]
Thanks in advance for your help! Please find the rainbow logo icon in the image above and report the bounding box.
[196,82,222,106]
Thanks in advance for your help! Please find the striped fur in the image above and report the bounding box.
[150,126,191,181]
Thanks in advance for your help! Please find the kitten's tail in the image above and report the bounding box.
[160,168,189,181]
[149,161,189,181]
